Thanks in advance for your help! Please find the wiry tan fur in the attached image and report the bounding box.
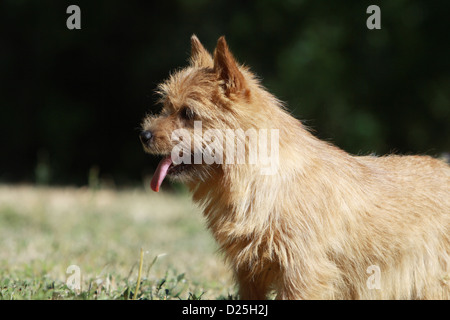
[140,35,450,299]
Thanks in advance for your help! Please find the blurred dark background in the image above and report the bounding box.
[1,0,449,187]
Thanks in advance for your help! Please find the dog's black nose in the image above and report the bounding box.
[139,130,153,144]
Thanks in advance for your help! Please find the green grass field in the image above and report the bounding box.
[0,185,235,299]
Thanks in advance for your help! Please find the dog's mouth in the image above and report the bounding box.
[150,155,194,192]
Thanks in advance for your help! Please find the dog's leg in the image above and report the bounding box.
[274,263,342,300]
[235,268,272,300]
[238,281,267,300]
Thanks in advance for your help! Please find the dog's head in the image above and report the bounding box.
[140,35,279,191]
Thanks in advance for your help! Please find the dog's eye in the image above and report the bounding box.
[180,107,195,120]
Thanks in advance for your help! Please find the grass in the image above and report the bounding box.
[0,184,236,300]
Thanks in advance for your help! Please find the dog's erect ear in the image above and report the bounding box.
[190,34,213,67]
[213,36,249,99]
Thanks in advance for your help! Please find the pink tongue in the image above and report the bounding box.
[150,156,172,192]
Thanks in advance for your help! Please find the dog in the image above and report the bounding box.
[140,35,450,299]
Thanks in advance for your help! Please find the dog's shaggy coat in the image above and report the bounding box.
[140,35,450,299]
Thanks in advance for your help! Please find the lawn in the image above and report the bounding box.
[0,185,235,299]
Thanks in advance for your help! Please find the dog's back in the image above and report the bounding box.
[327,154,450,299]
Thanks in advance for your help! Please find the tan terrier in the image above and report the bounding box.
[140,35,450,299]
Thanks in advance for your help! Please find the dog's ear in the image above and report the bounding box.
[213,36,249,99]
[190,34,213,67]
